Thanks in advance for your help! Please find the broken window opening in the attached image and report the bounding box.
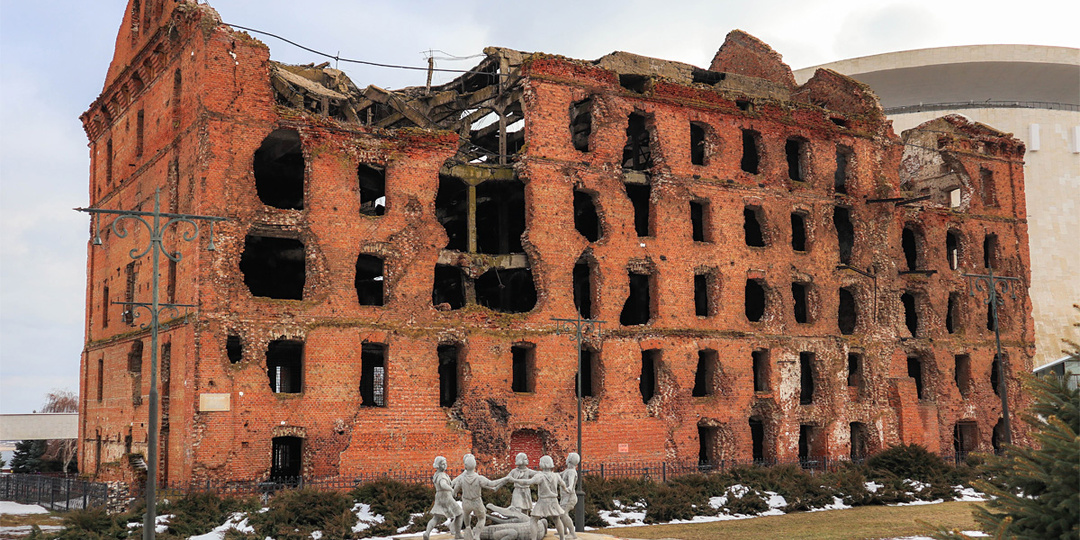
[266,339,303,394]
[97,358,105,402]
[850,422,868,461]
[692,69,725,85]
[791,213,807,252]
[834,145,852,194]
[992,418,1006,452]
[432,264,466,311]
[740,129,760,174]
[785,138,807,182]
[577,347,598,398]
[240,235,306,300]
[435,174,468,251]
[690,200,710,242]
[987,302,998,332]
[128,340,143,373]
[253,129,305,210]
[946,230,961,270]
[573,258,594,319]
[694,272,716,318]
[106,139,114,185]
[799,352,815,405]
[619,74,648,93]
[360,343,387,407]
[946,292,961,334]
[624,182,651,237]
[690,122,707,166]
[798,425,818,467]
[983,234,998,270]
[226,335,243,364]
[270,436,302,481]
[124,261,137,325]
[573,190,601,242]
[622,112,653,171]
[357,163,386,216]
[172,69,181,127]
[901,292,919,336]
[736,100,752,112]
[639,349,659,404]
[902,227,921,271]
[749,417,765,463]
[511,343,536,393]
[743,207,766,247]
[953,421,978,455]
[838,287,858,335]
[476,179,526,254]
[136,110,145,158]
[745,279,766,322]
[792,282,810,324]
[980,167,997,207]
[847,353,863,389]
[698,424,719,466]
[130,0,141,34]
[102,285,110,328]
[476,268,536,313]
[569,98,593,152]
[438,344,461,408]
[693,349,719,397]
[354,254,385,306]
[955,354,971,398]
[834,207,854,265]
[907,355,925,400]
[752,349,770,392]
[620,271,653,326]
[990,354,1003,397]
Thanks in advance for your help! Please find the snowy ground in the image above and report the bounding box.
[0,482,991,540]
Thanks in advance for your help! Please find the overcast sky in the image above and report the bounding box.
[1,0,1077,415]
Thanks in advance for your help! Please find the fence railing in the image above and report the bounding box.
[0,474,109,511]
[885,100,1079,115]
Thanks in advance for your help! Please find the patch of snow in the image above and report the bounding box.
[0,501,49,515]
[808,496,852,512]
[961,531,990,537]
[765,491,787,510]
[865,481,883,493]
[311,531,322,539]
[598,499,647,528]
[187,512,256,540]
[396,513,424,533]
[903,479,930,491]
[954,485,988,501]
[351,502,385,533]
[889,498,944,506]
[0,525,64,535]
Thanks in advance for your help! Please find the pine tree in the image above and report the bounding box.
[10,439,47,473]
[973,374,1080,539]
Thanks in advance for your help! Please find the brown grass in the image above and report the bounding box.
[597,501,982,540]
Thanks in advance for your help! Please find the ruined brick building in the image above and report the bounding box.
[79,0,1035,484]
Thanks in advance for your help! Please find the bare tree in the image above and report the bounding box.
[40,389,78,474]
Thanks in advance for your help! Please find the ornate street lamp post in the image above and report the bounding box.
[77,189,224,540]
[964,266,1021,445]
[552,316,603,533]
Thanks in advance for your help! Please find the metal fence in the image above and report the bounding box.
[0,474,109,511]
[139,451,988,499]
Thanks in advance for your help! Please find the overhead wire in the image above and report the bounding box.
[223,22,509,78]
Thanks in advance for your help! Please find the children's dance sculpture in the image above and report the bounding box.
[452,453,507,540]
[425,451,578,540]
[424,456,462,540]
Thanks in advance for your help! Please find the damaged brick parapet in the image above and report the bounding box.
[79,0,1033,486]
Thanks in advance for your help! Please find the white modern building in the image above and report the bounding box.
[796,45,1080,369]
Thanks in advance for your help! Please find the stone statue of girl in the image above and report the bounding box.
[513,455,568,540]
[506,452,536,513]
[557,452,580,539]
[424,456,462,540]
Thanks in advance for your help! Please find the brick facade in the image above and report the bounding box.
[79,0,1035,485]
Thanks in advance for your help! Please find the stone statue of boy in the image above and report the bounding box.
[452,453,507,540]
